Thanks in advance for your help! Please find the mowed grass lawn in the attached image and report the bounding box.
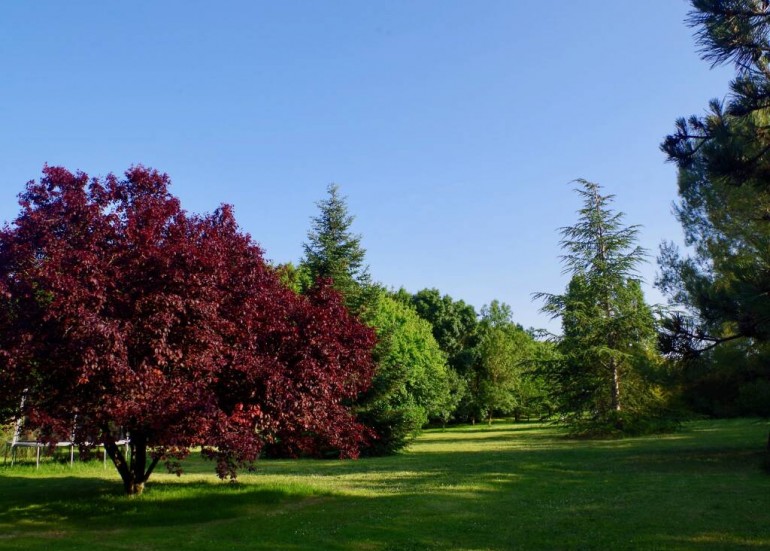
[1,419,769,550]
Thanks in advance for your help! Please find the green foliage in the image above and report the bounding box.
[473,301,549,424]
[658,1,770,422]
[402,291,552,426]
[273,261,313,295]
[476,327,519,420]
[660,1,770,348]
[358,292,452,454]
[675,339,770,417]
[537,181,664,434]
[431,366,468,426]
[297,193,474,448]
[525,338,560,419]
[408,288,479,374]
[402,288,486,424]
[301,183,375,314]
[656,147,770,349]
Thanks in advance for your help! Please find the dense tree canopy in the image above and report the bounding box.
[400,290,547,425]
[406,288,480,385]
[0,167,376,494]
[357,291,452,455]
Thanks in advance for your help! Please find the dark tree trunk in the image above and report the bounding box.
[103,431,160,495]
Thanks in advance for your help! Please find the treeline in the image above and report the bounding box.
[274,179,675,452]
[273,184,554,455]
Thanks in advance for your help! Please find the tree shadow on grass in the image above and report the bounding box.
[1,421,769,550]
[0,477,312,528]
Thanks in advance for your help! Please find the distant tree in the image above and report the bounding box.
[536,181,660,433]
[433,367,468,426]
[0,167,376,494]
[479,300,511,327]
[358,292,451,455]
[409,288,479,374]
[273,261,313,294]
[301,183,374,314]
[397,288,480,423]
[474,301,548,424]
[476,302,521,424]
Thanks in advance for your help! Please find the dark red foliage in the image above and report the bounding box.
[0,166,376,493]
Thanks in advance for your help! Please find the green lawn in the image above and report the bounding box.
[1,419,769,550]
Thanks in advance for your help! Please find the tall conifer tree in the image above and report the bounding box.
[661,0,770,350]
[536,181,658,432]
[658,1,770,426]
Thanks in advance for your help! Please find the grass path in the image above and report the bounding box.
[1,419,769,550]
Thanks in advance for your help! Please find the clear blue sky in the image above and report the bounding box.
[0,1,733,331]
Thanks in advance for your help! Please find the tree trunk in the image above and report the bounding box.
[103,431,160,496]
[610,358,622,413]
[609,358,623,430]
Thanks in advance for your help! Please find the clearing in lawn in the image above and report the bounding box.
[1,419,769,550]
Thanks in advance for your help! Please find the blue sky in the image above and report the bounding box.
[0,1,733,331]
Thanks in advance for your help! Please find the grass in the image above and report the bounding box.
[1,419,770,550]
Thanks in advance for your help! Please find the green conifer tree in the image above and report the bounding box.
[301,183,374,314]
[536,181,659,433]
